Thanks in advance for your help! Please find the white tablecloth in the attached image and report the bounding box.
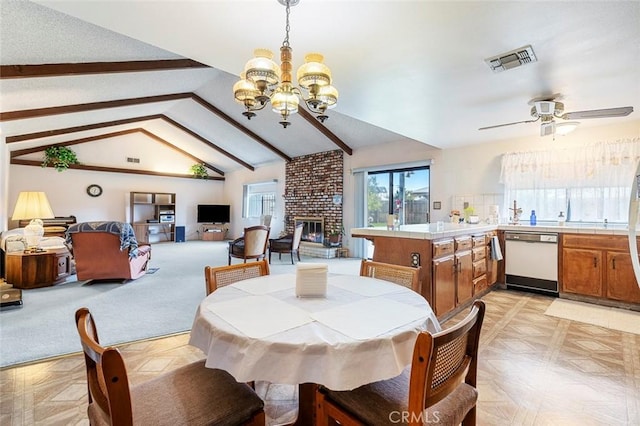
[189,273,441,391]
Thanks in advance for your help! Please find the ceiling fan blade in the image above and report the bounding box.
[478,118,538,130]
[562,106,633,120]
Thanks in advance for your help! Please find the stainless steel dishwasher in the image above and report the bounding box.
[504,231,559,295]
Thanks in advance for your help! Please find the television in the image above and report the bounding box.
[197,204,230,223]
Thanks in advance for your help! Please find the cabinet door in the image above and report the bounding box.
[456,250,474,305]
[562,248,603,297]
[606,252,640,303]
[432,255,456,317]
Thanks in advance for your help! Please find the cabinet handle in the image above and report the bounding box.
[593,257,598,268]
[612,258,616,269]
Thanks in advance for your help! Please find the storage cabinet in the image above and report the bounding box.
[130,192,176,243]
[561,234,640,304]
[432,236,476,316]
[432,239,455,316]
[6,248,72,289]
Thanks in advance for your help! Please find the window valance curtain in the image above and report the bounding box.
[500,138,640,189]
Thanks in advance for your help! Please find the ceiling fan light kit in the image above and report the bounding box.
[233,0,338,128]
[479,95,633,137]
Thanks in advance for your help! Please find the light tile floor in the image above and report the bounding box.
[1,289,639,425]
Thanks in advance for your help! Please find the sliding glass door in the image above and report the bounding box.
[367,167,430,227]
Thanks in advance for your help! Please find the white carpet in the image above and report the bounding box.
[544,298,640,335]
[0,241,361,368]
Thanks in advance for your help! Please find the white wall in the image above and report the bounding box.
[7,164,225,241]
[223,161,286,240]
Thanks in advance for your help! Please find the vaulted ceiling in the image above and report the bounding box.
[1,0,639,179]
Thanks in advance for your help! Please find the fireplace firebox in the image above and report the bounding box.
[294,216,324,244]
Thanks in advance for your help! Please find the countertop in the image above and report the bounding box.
[350,222,633,240]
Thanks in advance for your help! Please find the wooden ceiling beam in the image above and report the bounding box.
[10,129,141,157]
[190,94,292,162]
[1,59,209,79]
[139,129,225,176]
[160,116,255,171]
[4,111,253,171]
[10,128,225,177]
[298,108,353,155]
[0,93,191,121]
[5,115,163,143]
[10,159,225,181]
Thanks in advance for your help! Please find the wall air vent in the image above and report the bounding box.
[485,45,537,73]
[127,157,140,163]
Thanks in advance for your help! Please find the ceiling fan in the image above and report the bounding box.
[479,95,634,137]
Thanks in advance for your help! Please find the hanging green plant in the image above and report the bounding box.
[42,146,79,172]
[190,163,209,179]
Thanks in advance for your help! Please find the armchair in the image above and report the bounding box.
[228,225,270,265]
[66,221,151,282]
[269,222,303,264]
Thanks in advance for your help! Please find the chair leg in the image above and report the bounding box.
[269,250,272,263]
[290,251,294,264]
[228,254,231,265]
[296,249,301,261]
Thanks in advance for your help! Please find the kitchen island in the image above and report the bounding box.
[352,222,640,319]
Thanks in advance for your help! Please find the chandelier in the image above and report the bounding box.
[233,0,338,128]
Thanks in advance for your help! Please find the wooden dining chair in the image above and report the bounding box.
[359,259,422,293]
[75,307,265,426]
[204,259,271,295]
[316,300,485,426]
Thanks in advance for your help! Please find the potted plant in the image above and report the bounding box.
[42,146,79,172]
[190,163,209,179]
[326,225,344,247]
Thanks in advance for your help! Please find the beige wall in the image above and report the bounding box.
[7,164,225,241]
[3,119,638,249]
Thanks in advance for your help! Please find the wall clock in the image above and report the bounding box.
[86,184,103,197]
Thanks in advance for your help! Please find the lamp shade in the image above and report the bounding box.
[11,192,55,221]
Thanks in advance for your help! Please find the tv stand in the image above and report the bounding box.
[201,224,227,241]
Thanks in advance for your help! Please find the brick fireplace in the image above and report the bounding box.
[285,150,343,258]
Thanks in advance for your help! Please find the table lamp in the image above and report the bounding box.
[11,192,55,252]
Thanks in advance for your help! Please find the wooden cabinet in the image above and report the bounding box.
[202,224,227,241]
[561,234,640,305]
[456,250,473,305]
[606,252,640,303]
[432,236,476,316]
[130,192,176,243]
[562,248,603,297]
[6,248,71,289]
[433,254,456,316]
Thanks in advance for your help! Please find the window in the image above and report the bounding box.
[367,166,430,226]
[243,181,276,218]
[501,139,639,223]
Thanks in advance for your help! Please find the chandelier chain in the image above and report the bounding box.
[283,0,291,47]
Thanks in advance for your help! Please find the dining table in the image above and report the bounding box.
[189,272,441,425]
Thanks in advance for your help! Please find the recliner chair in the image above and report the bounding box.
[66,221,151,282]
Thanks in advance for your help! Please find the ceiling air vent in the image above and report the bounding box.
[485,45,537,73]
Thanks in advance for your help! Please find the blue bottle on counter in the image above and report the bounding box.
[530,210,537,226]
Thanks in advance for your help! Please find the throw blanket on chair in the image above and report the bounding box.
[66,221,140,258]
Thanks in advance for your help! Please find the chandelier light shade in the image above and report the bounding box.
[233,0,339,128]
[11,191,55,252]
